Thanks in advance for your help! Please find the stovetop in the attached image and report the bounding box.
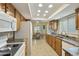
[0,43,22,56]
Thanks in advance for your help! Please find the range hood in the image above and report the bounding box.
[0,11,17,32]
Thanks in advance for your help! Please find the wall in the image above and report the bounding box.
[32,21,47,35]
[15,21,29,39]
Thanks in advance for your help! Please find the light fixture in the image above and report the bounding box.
[37,14,40,16]
[37,10,41,13]
[43,14,46,16]
[38,4,43,7]
[48,4,53,8]
[45,10,48,13]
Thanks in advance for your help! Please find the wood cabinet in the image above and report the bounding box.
[15,10,21,31]
[46,35,50,45]
[48,35,52,45]
[51,36,56,50]
[46,34,62,56]
[46,35,53,46]
[64,50,72,56]
[55,38,62,56]
[0,3,6,12]
[49,20,58,31]
[75,8,79,30]
[6,3,15,17]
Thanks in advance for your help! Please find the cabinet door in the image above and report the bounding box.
[46,35,51,46]
[0,3,6,12]
[55,38,62,56]
[49,35,51,46]
[46,35,48,42]
[6,3,15,17]
[16,10,21,31]
[49,20,58,31]
[51,36,56,50]
[75,8,79,30]
[47,35,50,45]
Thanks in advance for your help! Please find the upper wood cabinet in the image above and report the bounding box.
[75,8,79,30]
[0,3,6,12]
[15,10,21,31]
[49,20,58,31]
[6,3,15,17]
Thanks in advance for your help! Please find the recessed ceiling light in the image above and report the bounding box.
[38,4,43,7]
[37,10,41,13]
[37,14,40,16]
[45,10,48,13]
[48,4,53,8]
[43,14,46,16]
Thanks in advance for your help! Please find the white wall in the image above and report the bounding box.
[15,21,31,39]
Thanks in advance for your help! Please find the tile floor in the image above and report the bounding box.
[31,36,58,56]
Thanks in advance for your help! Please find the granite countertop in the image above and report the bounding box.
[63,47,79,56]
[47,33,79,47]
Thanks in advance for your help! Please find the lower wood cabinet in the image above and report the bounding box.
[64,50,72,56]
[55,38,62,56]
[46,35,51,45]
[51,36,56,50]
[46,34,62,56]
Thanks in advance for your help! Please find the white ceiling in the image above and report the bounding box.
[51,3,79,20]
[29,3,63,19]
[12,3,79,21]
[12,3,31,19]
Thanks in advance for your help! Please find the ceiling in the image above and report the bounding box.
[12,3,79,21]
[51,3,79,19]
[29,3,63,19]
[12,3,31,19]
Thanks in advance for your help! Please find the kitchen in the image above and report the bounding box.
[0,3,79,56]
[0,3,29,56]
